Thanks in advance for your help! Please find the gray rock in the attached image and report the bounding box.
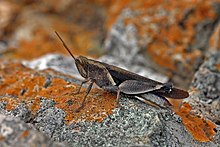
[33,99,66,138]
[193,19,217,51]
[0,114,67,147]
[22,54,81,80]
[9,104,32,123]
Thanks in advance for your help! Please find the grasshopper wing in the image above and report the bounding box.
[152,88,189,99]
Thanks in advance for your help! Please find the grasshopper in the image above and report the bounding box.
[55,32,189,112]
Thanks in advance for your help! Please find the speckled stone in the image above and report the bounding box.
[188,52,220,125]
[0,113,67,147]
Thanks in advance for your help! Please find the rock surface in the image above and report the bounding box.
[104,1,220,88]
[0,56,219,146]
[187,52,220,125]
[0,113,67,147]
[0,92,217,146]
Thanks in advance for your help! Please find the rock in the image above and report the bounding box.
[0,113,67,147]
[104,1,220,88]
[0,60,218,146]
[1,95,218,146]
[0,55,218,146]
[33,99,66,138]
[102,11,168,83]
[22,54,80,79]
[187,52,220,125]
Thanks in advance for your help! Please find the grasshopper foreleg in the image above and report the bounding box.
[74,79,91,95]
[74,79,94,112]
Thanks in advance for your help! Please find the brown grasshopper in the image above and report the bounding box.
[55,32,189,112]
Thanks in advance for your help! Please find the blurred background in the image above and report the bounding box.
[0,0,220,88]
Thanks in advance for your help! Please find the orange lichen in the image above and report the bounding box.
[105,0,130,29]
[169,99,183,111]
[1,0,107,61]
[16,34,61,60]
[0,135,5,141]
[0,62,117,123]
[38,78,116,123]
[12,19,101,60]
[19,130,29,139]
[30,97,41,114]
[209,22,220,51]
[148,41,176,70]
[51,19,101,57]
[0,97,20,111]
[175,102,216,142]
[215,64,220,71]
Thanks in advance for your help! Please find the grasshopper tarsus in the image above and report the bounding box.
[74,104,84,113]
[55,31,189,110]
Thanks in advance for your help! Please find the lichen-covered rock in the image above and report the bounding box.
[188,52,220,125]
[104,1,220,88]
[0,114,67,147]
[1,95,218,146]
[0,60,218,146]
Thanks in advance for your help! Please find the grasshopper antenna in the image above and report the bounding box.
[55,31,76,60]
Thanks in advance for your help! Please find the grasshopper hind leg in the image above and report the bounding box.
[101,85,121,107]
[116,90,121,107]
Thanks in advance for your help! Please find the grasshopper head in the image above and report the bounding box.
[75,56,88,78]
